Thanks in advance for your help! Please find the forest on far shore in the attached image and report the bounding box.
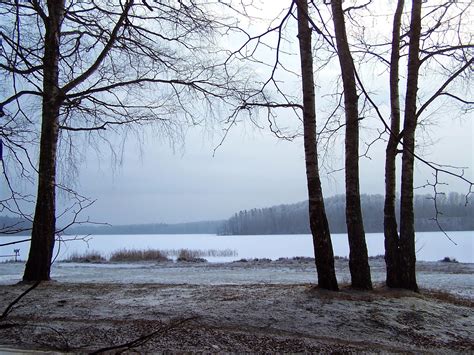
[219,193,473,235]
[1,192,471,236]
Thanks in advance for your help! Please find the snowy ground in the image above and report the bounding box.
[1,258,473,299]
[0,259,473,353]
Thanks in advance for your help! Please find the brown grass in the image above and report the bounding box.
[61,248,237,263]
[109,249,169,262]
[306,283,474,307]
[421,288,474,307]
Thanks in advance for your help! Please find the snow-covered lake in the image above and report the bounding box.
[1,231,472,263]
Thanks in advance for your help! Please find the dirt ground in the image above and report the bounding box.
[0,260,473,353]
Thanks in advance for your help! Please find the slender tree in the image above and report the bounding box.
[384,0,405,289]
[398,0,473,291]
[399,0,423,292]
[296,0,338,291]
[330,0,372,290]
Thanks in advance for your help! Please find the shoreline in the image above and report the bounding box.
[1,258,473,299]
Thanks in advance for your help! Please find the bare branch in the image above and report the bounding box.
[417,57,473,118]
[62,0,134,93]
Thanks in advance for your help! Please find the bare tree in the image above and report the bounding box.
[384,0,405,289]
[398,0,473,291]
[296,0,338,291]
[1,0,249,281]
[330,0,372,290]
[398,0,423,292]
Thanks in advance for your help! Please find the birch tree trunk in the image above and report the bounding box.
[23,0,65,281]
[399,0,422,292]
[384,0,405,289]
[296,0,338,291]
[330,0,372,290]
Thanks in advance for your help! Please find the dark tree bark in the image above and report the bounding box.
[23,0,66,281]
[384,0,405,289]
[330,0,372,290]
[296,0,338,291]
[399,0,422,292]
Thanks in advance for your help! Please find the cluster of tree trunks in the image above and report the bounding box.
[294,0,469,292]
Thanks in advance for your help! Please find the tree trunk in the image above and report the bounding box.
[23,0,65,281]
[399,0,422,292]
[296,0,338,291]
[330,0,372,290]
[384,0,405,289]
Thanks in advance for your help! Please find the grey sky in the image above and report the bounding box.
[69,110,472,225]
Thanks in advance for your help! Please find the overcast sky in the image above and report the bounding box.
[65,1,472,226]
[67,110,472,225]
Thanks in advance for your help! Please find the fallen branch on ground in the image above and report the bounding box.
[0,281,41,320]
[90,316,199,354]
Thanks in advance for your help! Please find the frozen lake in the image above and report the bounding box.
[1,232,473,297]
[1,231,472,263]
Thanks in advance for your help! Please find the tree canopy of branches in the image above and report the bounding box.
[0,0,250,281]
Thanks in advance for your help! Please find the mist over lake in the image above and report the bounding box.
[2,231,472,264]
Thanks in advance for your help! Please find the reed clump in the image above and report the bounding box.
[64,251,106,263]
[61,248,238,263]
[109,248,169,262]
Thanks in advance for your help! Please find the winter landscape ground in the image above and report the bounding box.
[0,258,473,353]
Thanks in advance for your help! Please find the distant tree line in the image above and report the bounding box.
[1,192,472,237]
[219,193,474,235]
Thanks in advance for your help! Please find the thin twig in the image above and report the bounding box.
[0,238,30,247]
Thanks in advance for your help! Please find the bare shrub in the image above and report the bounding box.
[64,251,106,263]
[440,257,458,263]
[176,249,207,263]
